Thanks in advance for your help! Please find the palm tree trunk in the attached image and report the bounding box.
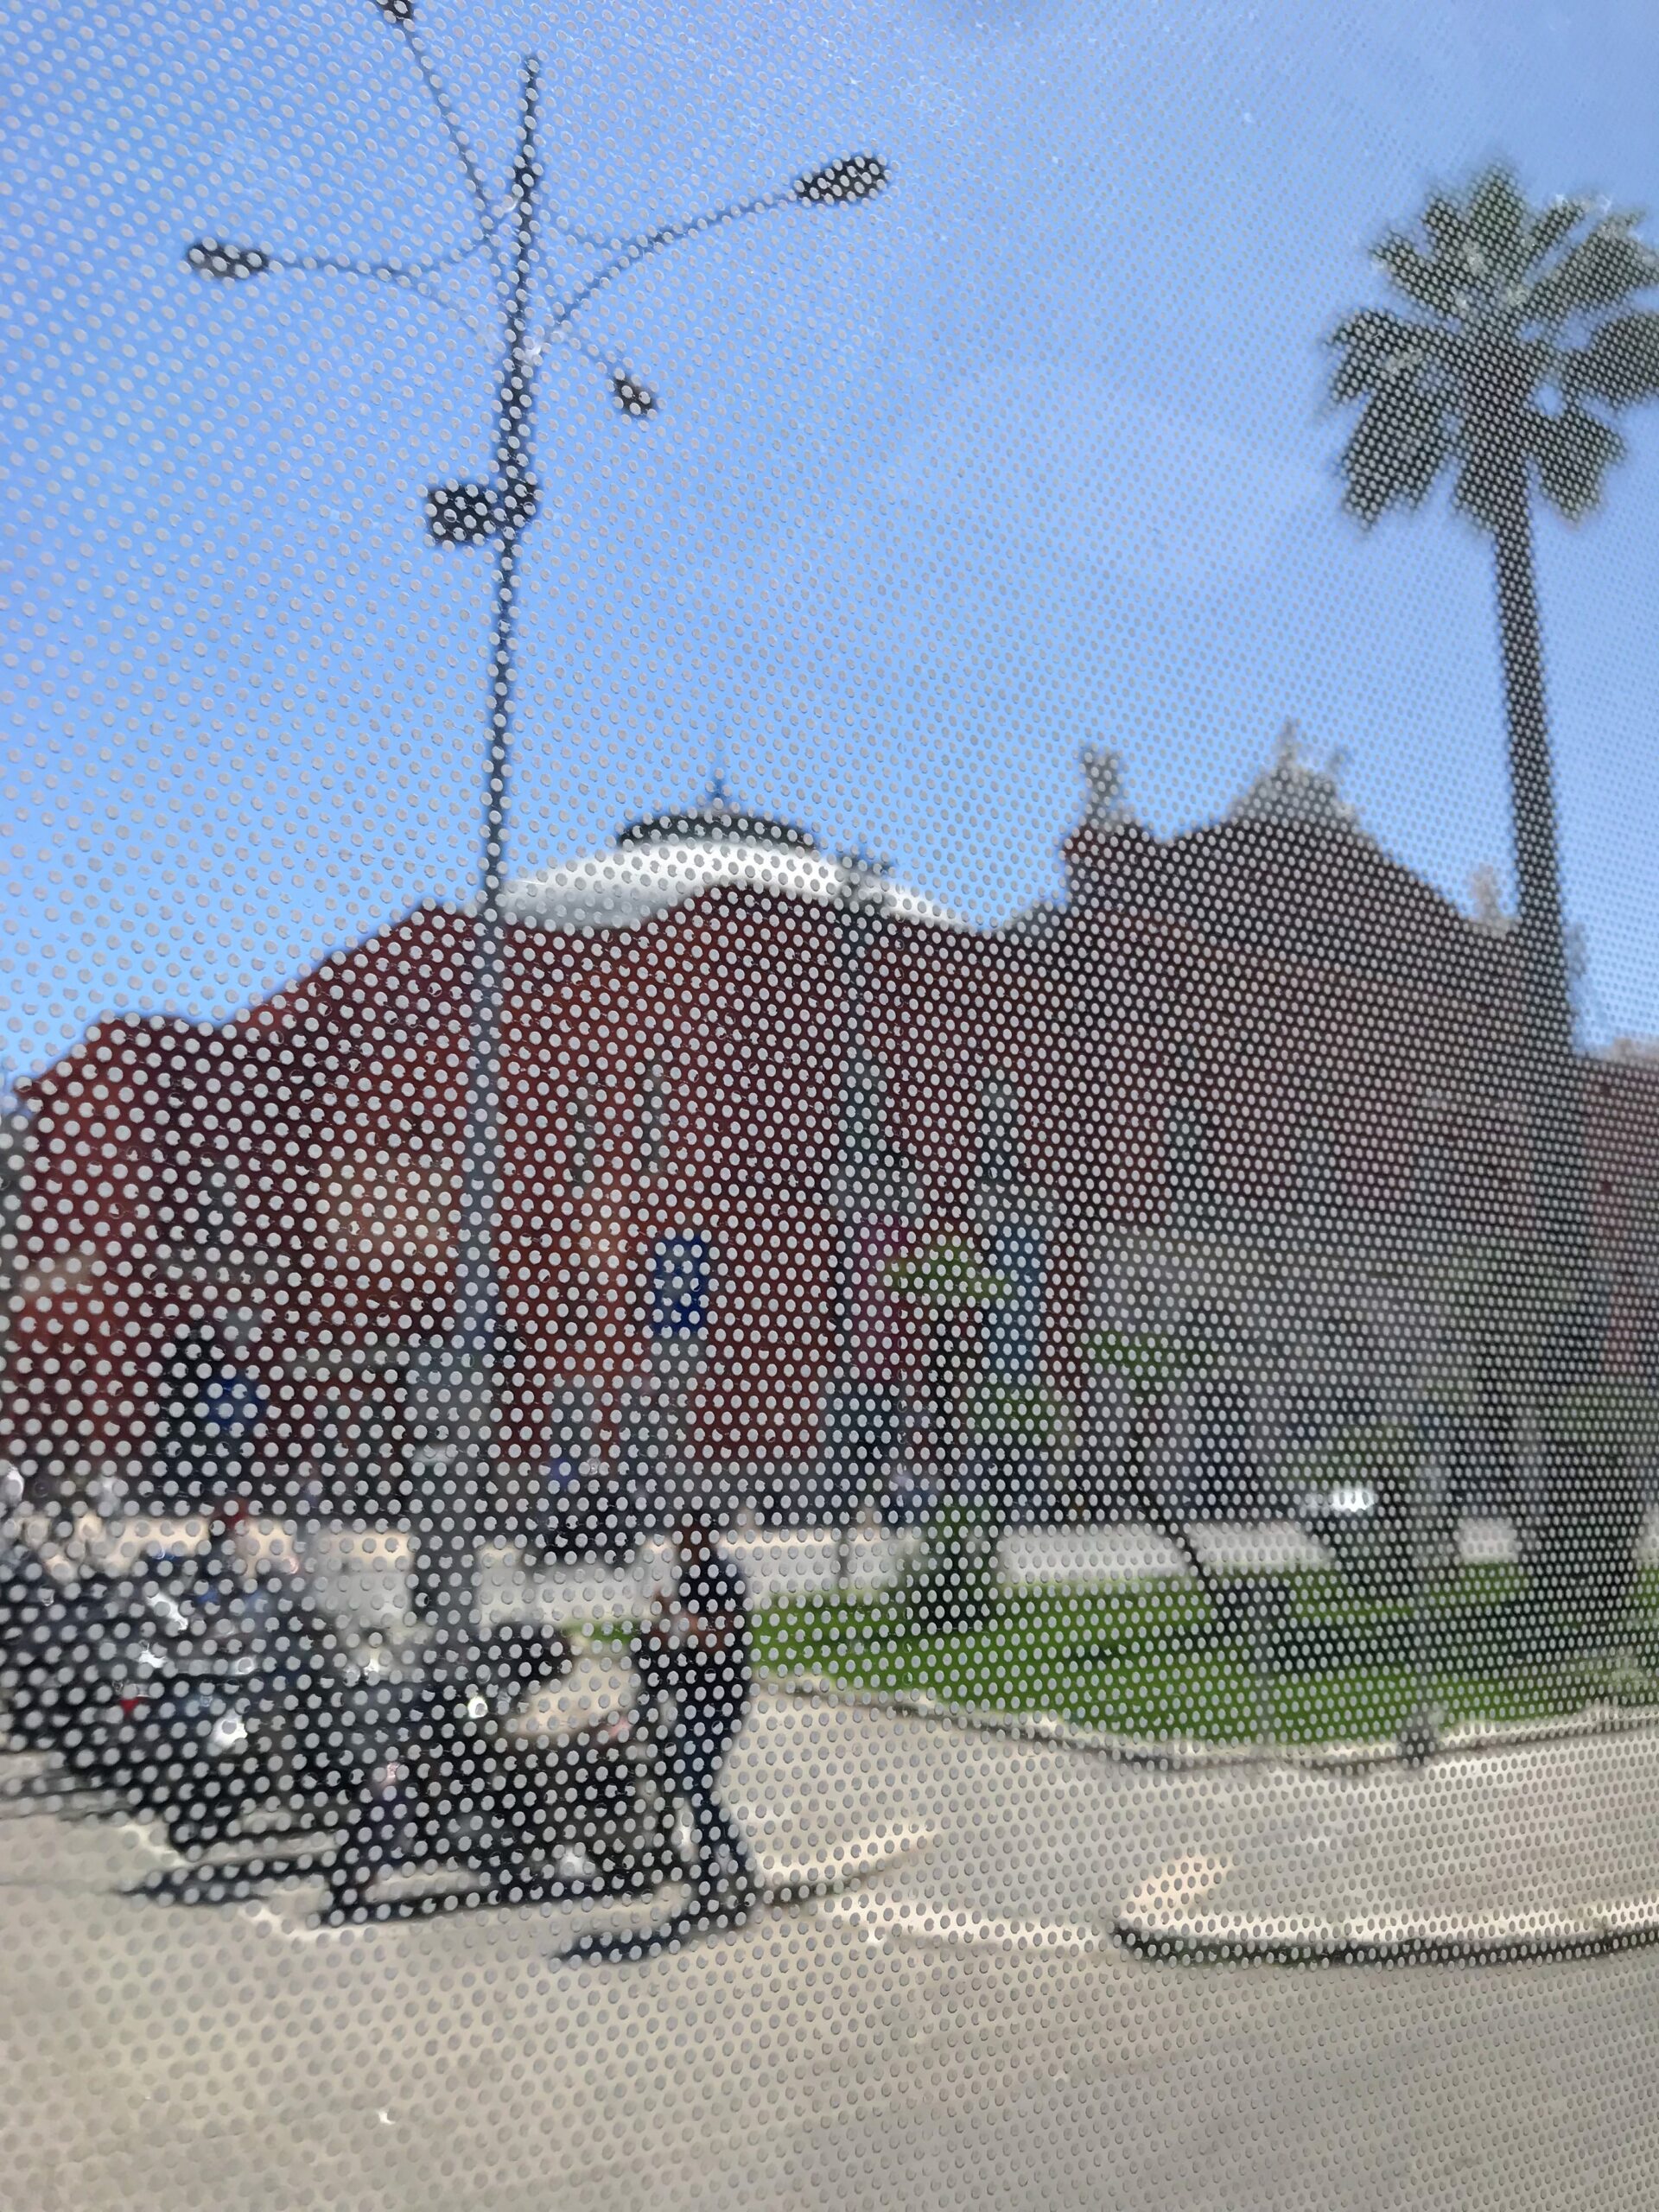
[1490,487,1597,1306]
[1491,483,1623,1643]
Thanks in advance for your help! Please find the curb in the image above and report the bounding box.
[1114,1855,1659,1967]
[822,1895,1106,1955]
[765,1672,1659,1772]
[1113,1916,1659,1967]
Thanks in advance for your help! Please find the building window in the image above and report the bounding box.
[571,1076,597,1194]
[639,1058,668,1179]
[979,1073,1020,1190]
[648,1231,715,1339]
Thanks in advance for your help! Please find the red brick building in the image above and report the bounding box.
[5,733,1656,1521]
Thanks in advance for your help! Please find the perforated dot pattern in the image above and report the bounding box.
[7,4,1659,2207]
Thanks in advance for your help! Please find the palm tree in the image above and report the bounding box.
[1330,168,1659,1294]
[1332,168,1659,1644]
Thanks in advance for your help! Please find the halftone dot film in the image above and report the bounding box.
[6,3,1659,2208]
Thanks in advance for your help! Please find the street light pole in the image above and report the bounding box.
[415,58,537,1639]
[186,0,887,1643]
[829,851,910,1586]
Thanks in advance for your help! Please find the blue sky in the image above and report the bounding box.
[5,0,1659,1077]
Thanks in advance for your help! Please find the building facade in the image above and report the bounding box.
[6,733,1658,1525]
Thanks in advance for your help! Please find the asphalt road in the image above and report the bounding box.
[4,1692,1659,2211]
[3,1681,1659,2202]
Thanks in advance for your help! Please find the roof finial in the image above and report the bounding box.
[1469,864,1511,932]
[1230,719,1362,836]
[1079,744,1130,830]
[705,728,731,812]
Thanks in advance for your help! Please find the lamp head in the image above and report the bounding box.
[795,154,887,206]
[186,240,270,282]
[612,372,657,420]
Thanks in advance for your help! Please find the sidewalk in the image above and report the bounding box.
[1116,1724,1659,1964]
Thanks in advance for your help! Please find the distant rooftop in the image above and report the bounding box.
[1226,720,1363,837]
[505,784,965,936]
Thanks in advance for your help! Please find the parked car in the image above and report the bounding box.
[321,1635,684,1917]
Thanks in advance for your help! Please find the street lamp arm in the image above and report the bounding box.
[379,275,494,346]
[538,186,796,333]
[523,315,633,381]
[262,237,489,283]
[531,155,886,346]
[381,11,507,289]
[546,218,647,253]
[188,240,496,349]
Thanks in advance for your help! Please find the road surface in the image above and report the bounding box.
[4,1688,1659,2209]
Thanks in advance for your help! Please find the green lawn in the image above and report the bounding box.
[745,1568,1659,1746]
[578,1567,1659,1748]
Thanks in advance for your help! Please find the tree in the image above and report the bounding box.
[1435,1234,1576,1551]
[1534,1381,1659,1647]
[1330,168,1659,1280]
[883,1237,1011,1477]
[1331,169,1659,1642]
[884,1238,1011,1635]
[1085,1330,1225,1604]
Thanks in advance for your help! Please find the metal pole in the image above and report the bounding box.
[831,861,893,1588]
[418,60,537,1640]
[186,79,885,1638]
[1400,1436,1439,1764]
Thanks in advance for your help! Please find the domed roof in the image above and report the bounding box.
[505,791,964,936]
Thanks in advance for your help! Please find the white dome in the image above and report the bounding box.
[505,800,964,936]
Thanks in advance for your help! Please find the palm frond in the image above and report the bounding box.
[1340,385,1454,524]
[1328,307,1443,404]
[1421,189,1475,268]
[1332,168,1659,532]
[1560,311,1659,406]
[1465,168,1531,283]
[1529,216,1659,321]
[1373,232,1465,320]
[1528,194,1597,267]
[1529,404,1625,519]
